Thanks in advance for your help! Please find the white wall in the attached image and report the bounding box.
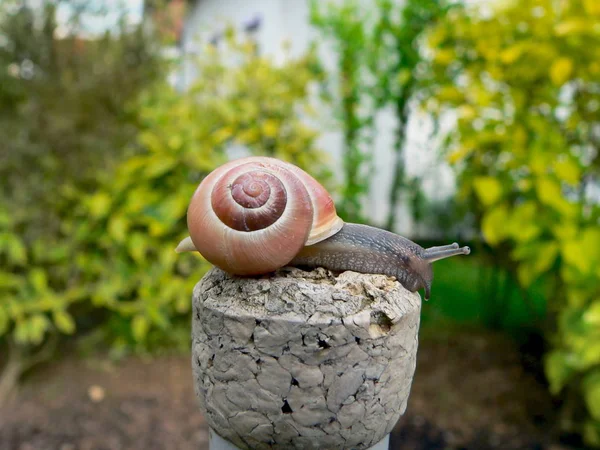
[179,0,456,236]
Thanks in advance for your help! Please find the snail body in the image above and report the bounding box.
[176,156,470,300]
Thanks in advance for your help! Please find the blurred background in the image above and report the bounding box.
[0,0,599,449]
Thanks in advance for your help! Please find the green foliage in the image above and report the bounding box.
[367,0,451,231]
[310,0,373,222]
[0,0,165,355]
[62,29,330,352]
[427,0,600,444]
[310,0,451,229]
[0,1,164,237]
[0,2,327,363]
[0,204,81,347]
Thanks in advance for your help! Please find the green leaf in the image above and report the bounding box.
[127,232,148,263]
[6,235,27,265]
[533,242,559,274]
[108,215,129,243]
[29,315,50,344]
[14,315,50,345]
[517,262,537,287]
[584,302,600,327]
[583,371,600,421]
[0,272,23,290]
[562,228,600,275]
[584,0,600,15]
[53,310,76,335]
[0,307,8,336]
[481,203,509,245]
[584,419,600,447]
[28,268,48,293]
[132,315,149,342]
[544,350,575,394]
[554,159,581,185]
[143,155,177,179]
[550,57,574,86]
[473,176,503,206]
[13,320,30,345]
[88,192,112,219]
[536,177,562,205]
[581,340,600,369]
[508,201,542,243]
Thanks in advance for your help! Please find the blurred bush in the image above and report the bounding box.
[68,30,331,356]
[0,0,165,400]
[310,0,451,228]
[0,3,330,399]
[426,0,600,445]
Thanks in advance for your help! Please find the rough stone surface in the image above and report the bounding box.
[192,267,421,450]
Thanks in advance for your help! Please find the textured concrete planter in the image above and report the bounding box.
[192,267,422,450]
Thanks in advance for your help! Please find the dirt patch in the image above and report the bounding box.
[391,327,571,449]
[0,327,575,450]
[0,355,208,450]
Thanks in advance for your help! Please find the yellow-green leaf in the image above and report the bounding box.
[555,18,589,36]
[534,242,559,275]
[13,320,30,345]
[0,307,8,336]
[28,268,48,293]
[562,228,600,275]
[262,119,279,138]
[433,49,455,65]
[584,0,600,15]
[554,159,581,185]
[552,221,578,240]
[584,302,600,327]
[447,146,473,164]
[544,350,575,394]
[212,127,233,144]
[550,58,574,86]
[581,341,600,368]
[88,192,112,219]
[108,216,129,243]
[584,420,600,447]
[139,130,163,153]
[53,310,76,334]
[583,371,600,421]
[0,272,22,289]
[500,45,522,64]
[5,236,27,265]
[132,315,149,342]
[562,238,589,273]
[144,156,177,179]
[536,177,562,206]
[473,176,503,206]
[28,314,50,345]
[127,232,147,263]
[509,202,542,243]
[481,204,509,246]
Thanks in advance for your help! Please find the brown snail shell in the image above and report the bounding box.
[177,156,343,275]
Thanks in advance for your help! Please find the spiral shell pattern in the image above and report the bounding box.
[186,156,343,275]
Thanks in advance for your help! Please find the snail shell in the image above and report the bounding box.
[182,156,343,275]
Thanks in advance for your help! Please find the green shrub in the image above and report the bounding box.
[310,0,452,229]
[0,5,328,395]
[63,29,332,353]
[426,0,600,444]
[0,0,165,397]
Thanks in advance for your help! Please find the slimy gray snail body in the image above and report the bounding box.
[176,156,470,300]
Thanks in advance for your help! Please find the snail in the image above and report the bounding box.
[176,156,470,300]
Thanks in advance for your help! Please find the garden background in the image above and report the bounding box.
[1,0,599,449]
